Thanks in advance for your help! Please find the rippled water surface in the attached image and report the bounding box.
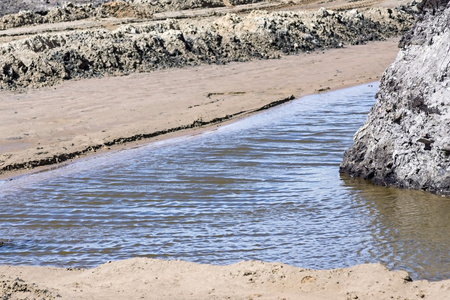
[1,83,449,281]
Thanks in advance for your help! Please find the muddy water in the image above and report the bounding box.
[1,83,449,281]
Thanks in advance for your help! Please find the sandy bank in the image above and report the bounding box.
[1,258,449,299]
[0,38,401,178]
[0,0,415,176]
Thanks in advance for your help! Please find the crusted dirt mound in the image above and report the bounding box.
[0,0,107,18]
[0,6,415,90]
[1,278,59,300]
[0,3,99,30]
[340,0,450,195]
[0,0,269,30]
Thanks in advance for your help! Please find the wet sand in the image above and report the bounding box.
[1,38,400,179]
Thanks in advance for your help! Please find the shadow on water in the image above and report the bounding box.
[341,174,450,281]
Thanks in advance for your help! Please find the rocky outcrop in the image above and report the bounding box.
[0,6,415,90]
[340,0,450,196]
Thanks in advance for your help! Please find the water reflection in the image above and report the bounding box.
[341,174,450,280]
[0,83,449,281]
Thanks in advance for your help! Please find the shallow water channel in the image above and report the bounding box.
[1,83,449,281]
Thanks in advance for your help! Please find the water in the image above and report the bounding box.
[1,83,449,281]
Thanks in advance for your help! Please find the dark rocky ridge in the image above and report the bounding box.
[0,6,415,90]
[340,0,450,196]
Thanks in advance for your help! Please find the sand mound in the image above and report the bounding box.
[1,258,449,299]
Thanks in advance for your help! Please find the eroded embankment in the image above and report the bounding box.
[340,0,450,196]
[0,5,415,90]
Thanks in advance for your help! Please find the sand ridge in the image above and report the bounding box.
[1,258,450,299]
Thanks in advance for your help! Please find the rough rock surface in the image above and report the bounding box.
[340,0,450,196]
[0,6,415,90]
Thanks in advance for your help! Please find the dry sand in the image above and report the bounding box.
[1,258,450,299]
[1,38,400,178]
